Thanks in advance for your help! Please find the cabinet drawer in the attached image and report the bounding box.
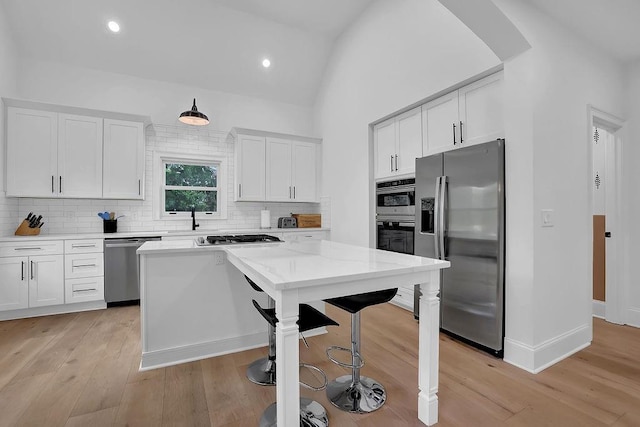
[65,276,104,303]
[282,231,327,242]
[65,239,104,254]
[0,240,63,257]
[65,253,104,279]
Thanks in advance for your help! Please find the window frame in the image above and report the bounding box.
[154,152,227,220]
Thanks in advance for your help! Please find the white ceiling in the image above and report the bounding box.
[1,0,638,108]
[0,0,374,106]
[524,0,640,63]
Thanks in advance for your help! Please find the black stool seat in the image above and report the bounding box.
[324,288,398,313]
[245,275,263,292]
[252,300,339,332]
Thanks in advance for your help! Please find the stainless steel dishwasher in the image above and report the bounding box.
[104,236,162,306]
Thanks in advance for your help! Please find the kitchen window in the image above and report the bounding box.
[155,153,227,220]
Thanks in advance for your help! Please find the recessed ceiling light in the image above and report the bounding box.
[107,21,120,33]
[262,58,271,68]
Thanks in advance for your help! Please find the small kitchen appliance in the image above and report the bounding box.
[277,217,297,228]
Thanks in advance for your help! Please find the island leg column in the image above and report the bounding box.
[418,270,441,426]
[275,290,300,426]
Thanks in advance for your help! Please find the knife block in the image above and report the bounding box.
[15,220,41,236]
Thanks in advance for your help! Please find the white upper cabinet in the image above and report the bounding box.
[422,91,459,154]
[234,128,321,203]
[422,72,504,155]
[458,72,504,146]
[58,114,103,198]
[291,141,318,202]
[264,137,319,202]
[266,137,292,202]
[235,133,266,201]
[374,119,396,180]
[5,101,147,199]
[103,119,145,199]
[396,108,423,176]
[6,108,58,198]
[374,106,422,180]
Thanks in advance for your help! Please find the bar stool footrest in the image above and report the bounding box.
[299,362,328,391]
[326,345,365,369]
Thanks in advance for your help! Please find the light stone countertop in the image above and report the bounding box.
[138,238,449,290]
[0,227,328,243]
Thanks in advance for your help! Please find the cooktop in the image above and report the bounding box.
[195,234,282,246]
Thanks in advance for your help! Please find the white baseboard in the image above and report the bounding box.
[140,327,327,371]
[592,300,605,319]
[0,300,106,321]
[625,307,640,328]
[504,323,590,373]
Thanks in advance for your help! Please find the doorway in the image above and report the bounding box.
[589,106,625,324]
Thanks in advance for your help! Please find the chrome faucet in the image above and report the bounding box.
[191,206,199,231]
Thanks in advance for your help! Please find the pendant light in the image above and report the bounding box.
[179,98,209,126]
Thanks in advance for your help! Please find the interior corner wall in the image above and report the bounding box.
[0,1,19,236]
[623,60,640,326]
[313,0,500,247]
[493,0,625,371]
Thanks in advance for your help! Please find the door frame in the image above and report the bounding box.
[588,105,625,324]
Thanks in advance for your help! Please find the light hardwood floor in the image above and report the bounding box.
[1,303,639,426]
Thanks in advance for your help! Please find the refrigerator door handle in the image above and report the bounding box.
[434,176,442,259]
[439,176,448,259]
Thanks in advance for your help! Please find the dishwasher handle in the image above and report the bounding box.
[104,241,144,249]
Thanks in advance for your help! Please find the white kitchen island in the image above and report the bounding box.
[138,239,449,426]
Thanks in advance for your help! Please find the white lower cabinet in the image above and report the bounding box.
[64,238,104,303]
[392,284,415,311]
[282,231,328,242]
[65,277,105,304]
[29,255,65,307]
[0,257,29,311]
[0,254,64,312]
[0,238,104,318]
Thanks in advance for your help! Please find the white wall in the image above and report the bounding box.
[6,59,321,234]
[316,0,627,372]
[314,0,500,247]
[0,1,19,235]
[15,58,317,137]
[624,60,640,326]
[494,0,625,371]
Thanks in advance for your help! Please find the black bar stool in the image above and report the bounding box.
[245,276,277,386]
[245,276,339,426]
[323,288,398,414]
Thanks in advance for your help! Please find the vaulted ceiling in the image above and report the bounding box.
[1,0,638,108]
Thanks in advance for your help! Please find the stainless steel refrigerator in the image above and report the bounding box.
[415,139,505,355]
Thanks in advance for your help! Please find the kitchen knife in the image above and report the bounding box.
[38,222,44,228]
[28,217,38,228]
[26,212,33,221]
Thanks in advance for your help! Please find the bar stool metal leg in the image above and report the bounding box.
[247,296,277,386]
[259,398,329,427]
[326,311,386,413]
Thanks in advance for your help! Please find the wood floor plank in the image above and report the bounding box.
[2,304,640,426]
[65,407,118,427]
[114,372,165,427]
[161,362,210,427]
[0,372,55,426]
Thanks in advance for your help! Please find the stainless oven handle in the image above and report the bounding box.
[434,177,442,259]
[398,222,415,227]
[439,176,448,259]
[376,185,416,195]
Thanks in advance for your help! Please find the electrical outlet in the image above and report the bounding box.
[214,252,225,265]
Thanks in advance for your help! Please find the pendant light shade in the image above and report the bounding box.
[179,98,209,126]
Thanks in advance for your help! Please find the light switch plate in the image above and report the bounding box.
[541,209,554,227]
